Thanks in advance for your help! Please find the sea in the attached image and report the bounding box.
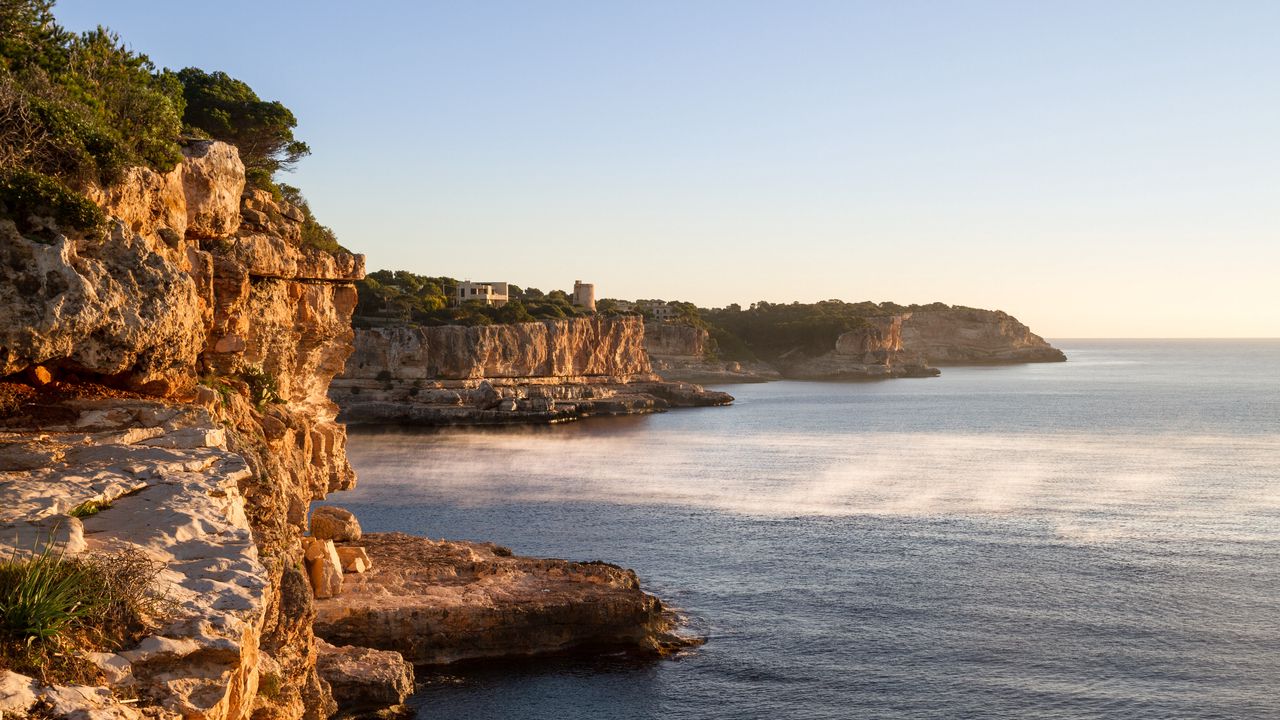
[329,340,1280,720]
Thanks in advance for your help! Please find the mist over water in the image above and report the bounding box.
[334,341,1280,719]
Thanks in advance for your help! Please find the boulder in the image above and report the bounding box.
[315,639,414,715]
[0,671,38,714]
[335,546,371,573]
[0,221,205,395]
[310,506,362,542]
[307,538,344,599]
[181,140,245,238]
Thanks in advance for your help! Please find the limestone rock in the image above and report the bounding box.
[212,232,363,281]
[42,684,143,720]
[315,533,697,665]
[335,546,371,573]
[82,164,187,246]
[181,140,245,238]
[310,506,361,542]
[0,670,38,714]
[315,640,413,715]
[779,314,938,380]
[644,322,781,384]
[329,317,735,425]
[0,221,205,395]
[307,538,344,599]
[341,316,653,382]
[899,307,1067,364]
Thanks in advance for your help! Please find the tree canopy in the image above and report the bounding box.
[0,0,337,249]
[177,67,310,188]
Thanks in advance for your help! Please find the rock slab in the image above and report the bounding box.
[314,533,696,665]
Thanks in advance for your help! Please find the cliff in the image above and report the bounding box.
[643,323,780,384]
[775,314,939,381]
[345,316,651,380]
[0,141,370,719]
[331,317,732,424]
[899,307,1066,364]
[646,307,1064,383]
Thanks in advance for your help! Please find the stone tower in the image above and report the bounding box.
[572,281,596,311]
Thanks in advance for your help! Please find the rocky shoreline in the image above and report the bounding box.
[313,532,696,666]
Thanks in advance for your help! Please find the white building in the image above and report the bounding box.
[456,281,509,307]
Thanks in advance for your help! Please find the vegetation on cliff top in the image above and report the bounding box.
[353,268,955,364]
[177,67,310,190]
[0,0,339,252]
[355,269,592,327]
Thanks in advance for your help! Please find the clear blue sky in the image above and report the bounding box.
[56,1,1279,337]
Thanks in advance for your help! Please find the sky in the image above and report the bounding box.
[56,1,1280,337]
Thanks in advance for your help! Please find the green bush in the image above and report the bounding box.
[0,6,185,185]
[0,166,104,234]
[239,364,282,409]
[278,183,346,254]
[67,499,110,517]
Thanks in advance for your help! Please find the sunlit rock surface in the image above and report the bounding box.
[899,307,1067,364]
[331,318,732,425]
[314,533,696,665]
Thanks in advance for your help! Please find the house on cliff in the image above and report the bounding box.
[456,281,509,306]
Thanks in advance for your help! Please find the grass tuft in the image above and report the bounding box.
[67,499,111,518]
[0,536,168,684]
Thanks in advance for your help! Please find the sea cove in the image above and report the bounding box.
[334,341,1280,719]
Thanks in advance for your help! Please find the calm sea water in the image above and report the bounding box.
[332,340,1280,720]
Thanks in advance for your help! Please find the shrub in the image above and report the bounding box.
[0,166,104,235]
[277,183,346,254]
[67,499,110,517]
[239,364,282,409]
[0,543,101,645]
[0,8,185,185]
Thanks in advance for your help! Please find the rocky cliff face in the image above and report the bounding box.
[332,317,731,424]
[646,307,1065,383]
[345,316,652,381]
[777,314,939,380]
[643,323,781,384]
[900,308,1065,364]
[0,141,364,719]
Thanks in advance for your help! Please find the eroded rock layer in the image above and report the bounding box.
[643,323,780,384]
[899,307,1066,364]
[645,308,1064,383]
[331,319,732,424]
[777,314,940,381]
